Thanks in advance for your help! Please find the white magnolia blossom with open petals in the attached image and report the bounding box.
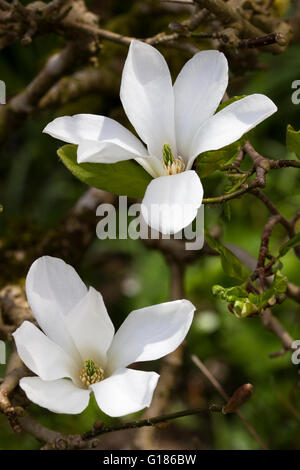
[13,256,195,417]
[43,40,277,234]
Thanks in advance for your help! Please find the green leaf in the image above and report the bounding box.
[224,173,248,194]
[278,232,300,257]
[196,141,241,178]
[212,284,258,318]
[221,201,231,222]
[286,124,300,159]
[212,284,248,302]
[212,271,287,318]
[58,144,152,199]
[205,230,250,281]
[248,271,287,309]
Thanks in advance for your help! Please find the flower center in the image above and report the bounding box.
[79,359,104,386]
[162,143,185,175]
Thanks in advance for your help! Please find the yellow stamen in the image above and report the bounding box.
[79,359,104,386]
[164,156,185,175]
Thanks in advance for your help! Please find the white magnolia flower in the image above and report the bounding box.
[13,256,195,417]
[43,41,277,234]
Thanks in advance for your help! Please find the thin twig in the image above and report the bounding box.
[261,309,294,351]
[83,406,219,441]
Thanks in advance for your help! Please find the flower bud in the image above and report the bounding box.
[233,299,259,318]
[222,383,253,414]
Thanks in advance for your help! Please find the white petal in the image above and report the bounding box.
[77,139,148,165]
[174,50,228,160]
[190,94,277,159]
[43,114,106,144]
[26,256,87,359]
[20,377,90,414]
[120,40,176,160]
[91,368,159,417]
[44,114,149,164]
[65,287,115,368]
[13,321,78,381]
[107,299,195,373]
[141,170,203,235]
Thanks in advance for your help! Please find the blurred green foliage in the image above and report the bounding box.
[0,0,300,451]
